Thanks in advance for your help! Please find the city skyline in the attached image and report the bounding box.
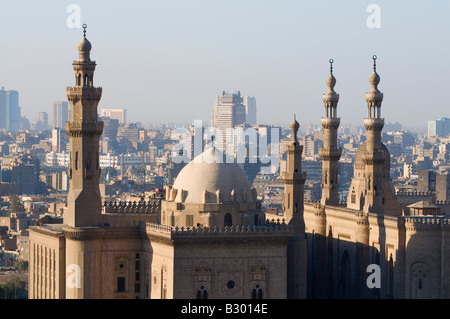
[1,1,449,129]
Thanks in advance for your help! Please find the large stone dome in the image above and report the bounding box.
[172,147,254,204]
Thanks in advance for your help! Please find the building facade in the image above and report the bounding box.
[304,57,450,299]
[29,29,307,300]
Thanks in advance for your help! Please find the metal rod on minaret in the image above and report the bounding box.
[329,58,334,75]
[83,24,87,38]
[373,55,377,72]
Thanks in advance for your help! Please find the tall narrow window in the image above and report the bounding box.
[75,152,78,170]
[117,277,126,292]
[224,213,232,227]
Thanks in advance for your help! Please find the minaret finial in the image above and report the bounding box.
[83,24,87,38]
[372,55,377,72]
[329,58,334,75]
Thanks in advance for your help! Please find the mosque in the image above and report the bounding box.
[29,28,450,299]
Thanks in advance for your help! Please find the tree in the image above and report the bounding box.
[14,260,28,271]
[9,195,25,214]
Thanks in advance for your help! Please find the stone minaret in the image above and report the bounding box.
[283,117,307,299]
[283,117,306,235]
[319,59,342,206]
[65,25,104,227]
[363,55,385,213]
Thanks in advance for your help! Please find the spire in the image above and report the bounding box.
[290,115,299,143]
[365,55,383,119]
[77,24,92,63]
[368,55,381,93]
[325,59,336,94]
[323,58,339,118]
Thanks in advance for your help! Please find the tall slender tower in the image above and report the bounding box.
[319,59,342,206]
[283,117,307,298]
[65,25,104,227]
[362,55,385,213]
[283,117,306,234]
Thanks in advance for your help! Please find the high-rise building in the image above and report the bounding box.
[100,108,127,124]
[51,128,69,153]
[243,96,257,124]
[213,91,246,132]
[53,101,69,129]
[33,112,49,131]
[0,87,21,132]
[428,117,450,137]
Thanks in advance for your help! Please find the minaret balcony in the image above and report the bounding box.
[67,86,102,101]
[321,117,340,129]
[362,149,385,165]
[319,147,342,160]
[65,120,104,137]
[364,118,384,131]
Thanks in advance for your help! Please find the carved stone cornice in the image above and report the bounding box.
[319,147,342,161]
[62,225,145,241]
[67,86,102,103]
[65,120,104,137]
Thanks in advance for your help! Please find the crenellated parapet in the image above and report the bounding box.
[145,219,294,243]
[396,190,436,197]
[404,216,450,232]
[103,199,161,214]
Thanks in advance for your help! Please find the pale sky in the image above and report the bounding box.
[0,0,449,129]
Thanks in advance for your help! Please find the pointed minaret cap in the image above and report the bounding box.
[369,55,381,92]
[290,115,299,142]
[325,59,336,94]
[77,24,92,62]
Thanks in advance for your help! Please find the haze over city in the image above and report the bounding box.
[1,0,449,128]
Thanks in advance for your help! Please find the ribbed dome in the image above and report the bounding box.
[172,147,254,204]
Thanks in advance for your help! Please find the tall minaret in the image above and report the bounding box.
[283,117,307,299]
[283,117,306,235]
[319,59,342,206]
[362,55,385,213]
[65,25,104,227]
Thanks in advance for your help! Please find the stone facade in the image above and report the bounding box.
[28,29,307,300]
[304,57,450,299]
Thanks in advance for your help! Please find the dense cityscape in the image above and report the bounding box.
[2,1,450,306]
[0,84,449,298]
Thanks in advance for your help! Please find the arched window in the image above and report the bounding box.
[388,255,394,298]
[251,287,263,299]
[339,250,351,299]
[84,74,89,87]
[196,286,208,299]
[224,213,232,227]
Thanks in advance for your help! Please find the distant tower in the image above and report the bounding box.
[282,116,307,298]
[65,25,104,227]
[319,59,342,206]
[243,96,257,124]
[362,55,385,213]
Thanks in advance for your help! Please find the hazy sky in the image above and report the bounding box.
[0,0,449,128]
